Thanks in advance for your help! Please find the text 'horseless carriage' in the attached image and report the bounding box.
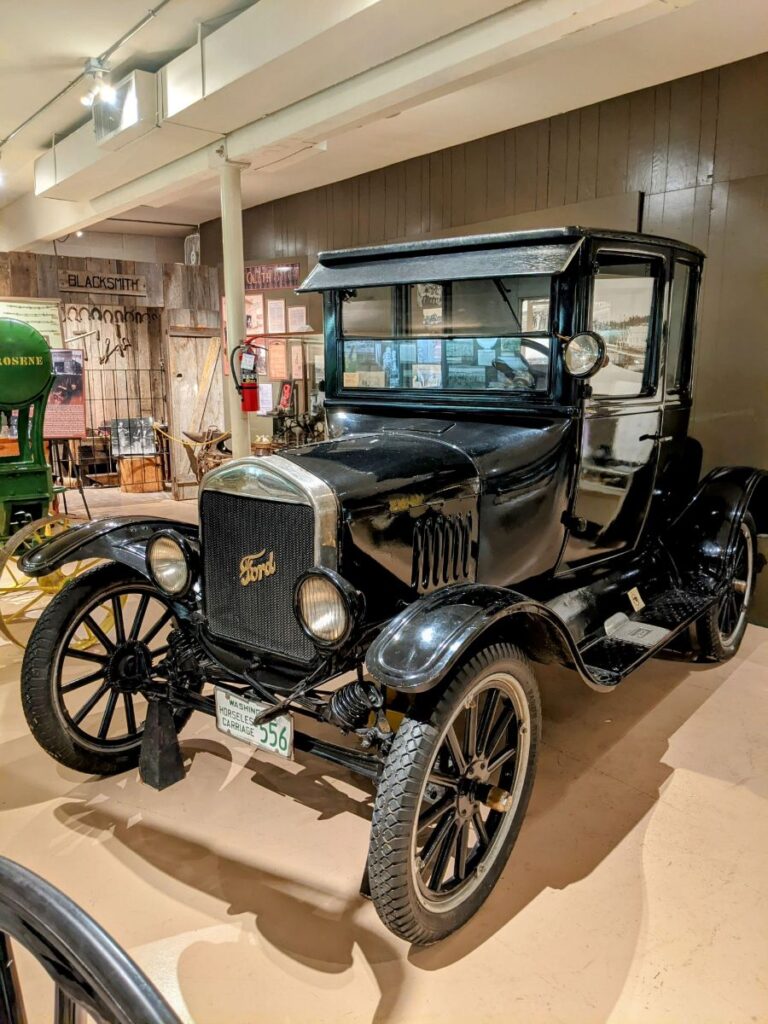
[20,228,766,944]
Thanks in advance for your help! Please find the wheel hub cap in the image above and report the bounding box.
[107,642,152,692]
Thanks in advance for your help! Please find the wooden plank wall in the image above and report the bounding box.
[200,51,768,474]
[63,304,166,430]
[0,253,219,315]
[0,253,221,471]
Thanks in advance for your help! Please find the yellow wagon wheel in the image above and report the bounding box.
[0,516,105,648]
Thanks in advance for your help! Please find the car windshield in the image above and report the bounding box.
[339,275,553,394]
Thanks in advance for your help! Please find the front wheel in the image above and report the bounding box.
[21,562,198,776]
[368,643,541,944]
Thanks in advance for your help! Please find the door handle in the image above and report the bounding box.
[639,433,673,443]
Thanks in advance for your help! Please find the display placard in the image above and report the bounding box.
[267,299,286,335]
[288,305,309,332]
[0,297,63,348]
[268,339,287,379]
[44,349,86,439]
[245,293,264,333]
[291,345,304,379]
[244,262,301,291]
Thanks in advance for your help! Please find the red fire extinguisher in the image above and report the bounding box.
[231,338,266,413]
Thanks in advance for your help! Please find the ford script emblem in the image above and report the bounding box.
[239,549,277,586]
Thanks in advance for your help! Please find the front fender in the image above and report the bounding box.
[365,583,606,693]
[19,517,198,580]
[666,466,768,589]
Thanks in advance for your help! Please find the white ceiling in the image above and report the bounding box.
[0,0,254,206]
[117,0,768,231]
[1,0,767,249]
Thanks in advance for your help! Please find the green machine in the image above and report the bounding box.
[0,317,55,542]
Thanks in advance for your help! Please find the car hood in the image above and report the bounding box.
[279,430,480,512]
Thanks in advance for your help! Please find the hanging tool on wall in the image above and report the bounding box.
[64,326,99,361]
[98,324,132,365]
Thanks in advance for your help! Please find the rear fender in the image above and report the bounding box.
[665,467,768,590]
[365,583,614,694]
[19,517,198,581]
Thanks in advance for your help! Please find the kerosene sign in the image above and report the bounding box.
[58,270,147,296]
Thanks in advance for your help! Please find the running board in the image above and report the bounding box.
[578,587,715,685]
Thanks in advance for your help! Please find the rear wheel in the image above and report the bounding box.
[21,562,198,776]
[696,515,756,661]
[368,643,541,944]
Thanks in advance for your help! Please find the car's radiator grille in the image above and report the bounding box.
[412,512,474,593]
[201,490,315,662]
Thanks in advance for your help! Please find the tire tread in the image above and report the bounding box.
[368,643,540,944]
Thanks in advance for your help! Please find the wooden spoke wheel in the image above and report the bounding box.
[368,644,541,944]
[21,563,200,776]
[717,519,755,646]
[0,515,97,648]
[696,514,757,662]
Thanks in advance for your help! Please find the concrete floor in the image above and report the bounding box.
[61,484,199,524]
[2,485,768,1020]
[1,573,767,1023]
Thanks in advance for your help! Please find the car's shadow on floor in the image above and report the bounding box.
[53,798,406,1022]
[51,641,750,1023]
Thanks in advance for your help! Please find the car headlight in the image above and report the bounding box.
[294,569,362,649]
[146,531,192,596]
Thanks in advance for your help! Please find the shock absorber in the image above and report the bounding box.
[327,674,383,731]
[166,628,209,685]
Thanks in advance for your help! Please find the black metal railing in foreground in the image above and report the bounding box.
[0,857,180,1024]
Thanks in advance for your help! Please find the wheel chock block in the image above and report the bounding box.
[139,699,185,790]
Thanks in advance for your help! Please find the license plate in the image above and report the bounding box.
[214,688,293,759]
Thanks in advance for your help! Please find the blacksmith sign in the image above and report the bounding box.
[58,270,148,296]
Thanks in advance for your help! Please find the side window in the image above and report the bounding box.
[589,256,657,398]
[666,261,693,393]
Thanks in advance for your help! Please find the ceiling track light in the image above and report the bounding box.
[80,59,116,107]
[0,0,174,155]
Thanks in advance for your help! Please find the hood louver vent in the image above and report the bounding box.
[412,513,474,593]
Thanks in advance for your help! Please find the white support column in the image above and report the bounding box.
[219,160,250,460]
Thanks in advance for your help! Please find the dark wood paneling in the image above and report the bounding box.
[485,132,506,220]
[596,96,630,197]
[626,89,655,194]
[547,114,568,209]
[577,104,600,202]
[665,74,702,192]
[651,83,672,195]
[514,122,539,213]
[535,120,550,210]
[714,53,768,183]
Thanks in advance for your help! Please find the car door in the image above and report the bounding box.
[559,248,666,570]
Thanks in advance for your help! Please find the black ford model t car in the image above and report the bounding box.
[20,227,766,944]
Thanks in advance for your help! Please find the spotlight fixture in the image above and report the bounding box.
[75,230,84,238]
[98,82,117,105]
[80,58,114,109]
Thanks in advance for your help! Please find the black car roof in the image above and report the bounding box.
[315,226,703,264]
[297,226,703,292]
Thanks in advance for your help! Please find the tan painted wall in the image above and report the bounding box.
[201,50,768,476]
